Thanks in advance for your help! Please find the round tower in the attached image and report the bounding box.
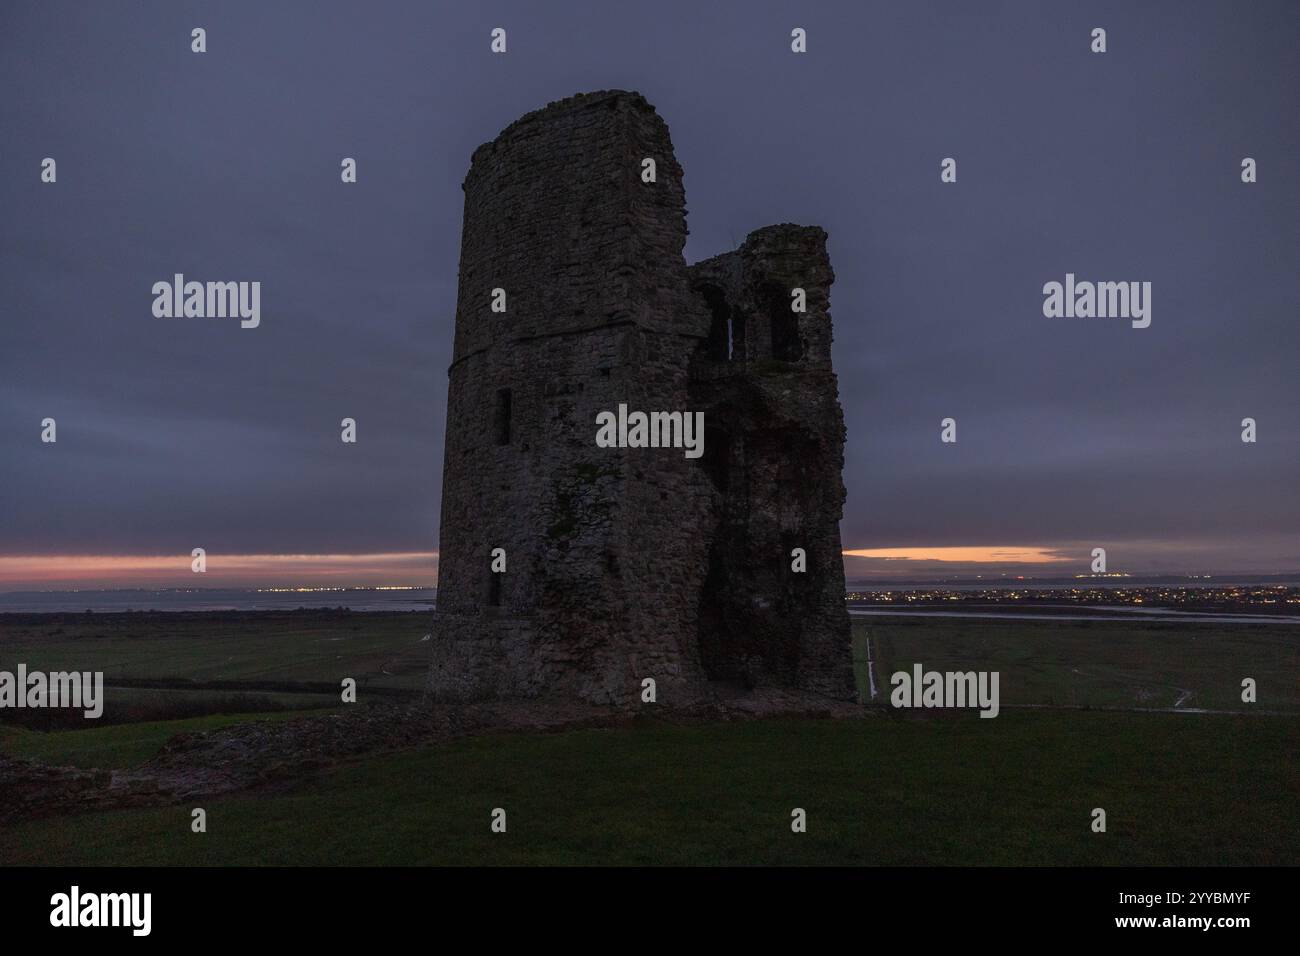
[429,91,716,704]
[430,91,856,708]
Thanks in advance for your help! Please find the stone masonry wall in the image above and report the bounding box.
[429,90,855,707]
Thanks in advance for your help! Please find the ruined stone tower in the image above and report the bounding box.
[428,90,855,707]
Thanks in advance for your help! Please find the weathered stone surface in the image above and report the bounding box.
[428,90,856,708]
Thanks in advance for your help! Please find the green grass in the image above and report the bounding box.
[0,611,429,690]
[0,708,341,770]
[855,618,1299,711]
[0,611,429,725]
[3,613,1294,866]
[1,711,1294,866]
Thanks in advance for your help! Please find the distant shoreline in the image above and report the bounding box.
[0,606,1294,627]
[0,588,439,614]
[849,608,1298,625]
[0,581,1296,618]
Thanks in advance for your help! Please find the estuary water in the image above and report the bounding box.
[0,588,439,613]
[848,608,1297,625]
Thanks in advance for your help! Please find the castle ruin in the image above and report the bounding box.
[428,90,855,708]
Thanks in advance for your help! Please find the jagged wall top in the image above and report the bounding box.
[465,90,663,181]
[452,90,696,362]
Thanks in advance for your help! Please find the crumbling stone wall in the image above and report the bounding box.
[687,226,853,698]
[429,90,855,707]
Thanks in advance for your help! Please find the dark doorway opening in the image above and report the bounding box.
[701,423,731,492]
[700,284,746,361]
[764,283,804,361]
[493,388,512,445]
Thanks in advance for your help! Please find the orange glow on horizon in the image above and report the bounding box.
[842,546,1069,564]
[0,546,1072,589]
[0,552,438,589]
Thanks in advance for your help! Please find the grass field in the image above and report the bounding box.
[1,611,1295,866]
[0,709,341,770]
[0,610,428,686]
[854,617,1299,712]
[2,710,1294,866]
[0,610,428,726]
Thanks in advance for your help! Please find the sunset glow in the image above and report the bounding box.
[0,553,439,590]
[0,547,1069,590]
[842,547,1070,564]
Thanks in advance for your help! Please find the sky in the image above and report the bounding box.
[1,0,1296,589]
